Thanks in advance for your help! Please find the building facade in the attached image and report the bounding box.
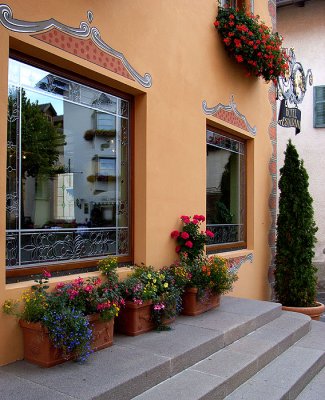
[277,0,325,287]
[0,0,277,365]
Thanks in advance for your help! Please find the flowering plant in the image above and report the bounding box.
[171,215,214,261]
[119,265,181,330]
[172,253,238,300]
[2,265,124,362]
[214,6,288,83]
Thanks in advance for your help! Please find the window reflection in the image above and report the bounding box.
[6,59,130,268]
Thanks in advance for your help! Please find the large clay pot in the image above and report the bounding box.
[282,301,325,321]
[181,287,221,316]
[116,300,175,336]
[19,315,114,367]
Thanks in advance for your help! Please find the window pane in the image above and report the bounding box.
[6,59,130,269]
[206,130,245,247]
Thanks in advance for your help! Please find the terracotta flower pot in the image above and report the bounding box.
[19,315,114,367]
[116,300,175,336]
[282,302,325,321]
[181,287,221,316]
[88,314,114,351]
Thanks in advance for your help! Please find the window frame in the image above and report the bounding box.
[206,126,247,253]
[6,50,134,278]
[313,85,325,128]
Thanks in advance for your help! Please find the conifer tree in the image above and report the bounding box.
[274,140,318,307]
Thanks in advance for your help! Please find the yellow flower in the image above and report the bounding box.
[164,283,168,288]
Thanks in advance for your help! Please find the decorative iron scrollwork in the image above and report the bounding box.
[277,48,312,106]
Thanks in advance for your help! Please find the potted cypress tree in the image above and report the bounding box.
[274,140,324,320]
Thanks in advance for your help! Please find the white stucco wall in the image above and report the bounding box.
[277,0,325,263]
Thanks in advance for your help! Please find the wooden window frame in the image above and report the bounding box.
[6,51,134,278]
[206,126,247,254]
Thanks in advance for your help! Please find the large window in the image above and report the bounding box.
[6,58,131,271]
[206,128,246,251]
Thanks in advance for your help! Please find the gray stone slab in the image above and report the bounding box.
[296,367,325,400]
[190,348,258,396]
[225,380,289,400]
[132,369,227,400]
[2,345,171,400]
[296,320,325,351]
[0,370,74,400]
[115,323,225,375]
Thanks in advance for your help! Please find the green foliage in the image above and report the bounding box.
[274,140,318,307]
[175,254,238,299]
[7,89,66,178]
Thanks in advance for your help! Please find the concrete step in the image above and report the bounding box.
[295,366,325,400]
[225,321,325,400]
[133,311,311,400]
[0,296,281,400]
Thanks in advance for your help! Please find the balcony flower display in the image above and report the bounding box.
[214,6,288,83]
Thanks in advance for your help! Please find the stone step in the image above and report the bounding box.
[225,321,325,400]
[295,366,325,400]
[0,297,281,400]
[133,311,311,400]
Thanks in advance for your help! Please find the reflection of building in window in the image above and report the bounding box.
[6,58,130,269]
[54,173,75,220]
[219,0,253,11]
[206,129,246,251]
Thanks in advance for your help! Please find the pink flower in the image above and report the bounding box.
[185,241,193,248]
[84,285,94,293]
[73,277,84,286]
[192,219,199,225]
[55,282,65,290]
[94,278,102,286]
[205,230,214,238]
[42,270,51,278]
[171,230,180,239]
[194,214,205,222]
[175,245,181,253]
[181,232,190,239]
[68,289,79,300]
[153,303,165,311]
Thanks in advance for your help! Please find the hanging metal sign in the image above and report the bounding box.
[277,48,312,134]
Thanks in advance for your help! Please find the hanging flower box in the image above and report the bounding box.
[214,6,288,83]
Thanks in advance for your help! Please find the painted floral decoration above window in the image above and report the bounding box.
[214,6,289,83]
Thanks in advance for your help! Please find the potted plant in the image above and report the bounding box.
[171,253,238,316]
[170,214,214,261]
[214,5,288,83]
[2,263,123,367]
[274,140,325,320]
[116,265,180,335]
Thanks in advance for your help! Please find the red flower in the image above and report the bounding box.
[171,230,180,239]
[181,231,190,240]
[180,215,191,224]
[175,245,181,253]
[235,55,244,63]
[185,241,193,248]
[205,230,214,238]
[214,20,219,27]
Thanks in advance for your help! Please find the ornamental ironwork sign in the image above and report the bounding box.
[277,48,312,134]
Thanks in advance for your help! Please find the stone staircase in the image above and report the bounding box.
[0,296,324,400]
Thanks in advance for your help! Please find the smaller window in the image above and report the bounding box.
[220,0,253,12]
[206,128,246,251]
[314,86,325,128]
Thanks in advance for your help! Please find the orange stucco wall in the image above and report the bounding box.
[0,0,275,365]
